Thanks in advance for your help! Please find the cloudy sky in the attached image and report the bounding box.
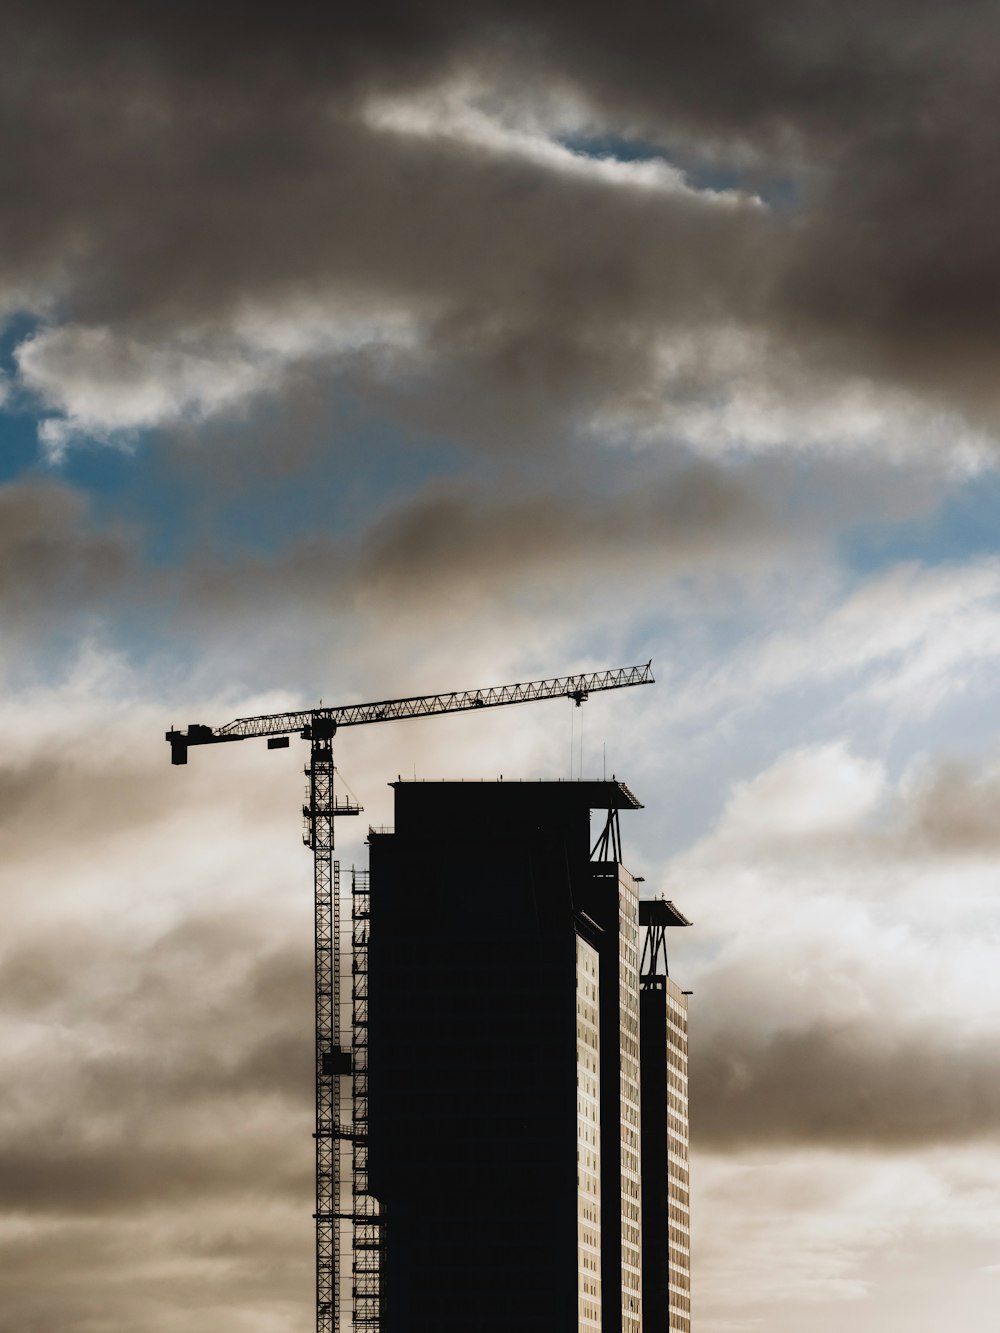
[3,2,1000,1329]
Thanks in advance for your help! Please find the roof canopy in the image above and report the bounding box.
[639,899,691,927]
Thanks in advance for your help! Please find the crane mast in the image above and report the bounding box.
[166,662,654,1333]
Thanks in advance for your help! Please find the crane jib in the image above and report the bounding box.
[165,661,654,765]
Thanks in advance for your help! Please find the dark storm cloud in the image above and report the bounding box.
[1,1,763,328]
[3,0,969,146]
[357,465,774,598]
[693,1022,1000,1151]
[0,1128,306,1217]
[6,1,1000,436]
[0,914,312,1217]
[0,907,311,1328]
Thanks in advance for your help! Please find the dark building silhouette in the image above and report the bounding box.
[639,901,692,1333]
[366,780,690,1331]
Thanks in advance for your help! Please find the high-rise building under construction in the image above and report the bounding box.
[366,779,691,1331]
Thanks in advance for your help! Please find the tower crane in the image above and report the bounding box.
[166,661,654,1333]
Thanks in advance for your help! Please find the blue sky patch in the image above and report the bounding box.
[559,132,799,208]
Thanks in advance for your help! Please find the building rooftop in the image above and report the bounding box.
[639,899,692,928]
[388,778,643,810]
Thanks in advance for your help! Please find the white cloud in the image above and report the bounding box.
[660,738,1000,1133]
[653,558,1000,739]
[13,302,427,453]
[696,1148,1000,1331]
[363,85,762,206]
[231,294,419,361]
[658,737,1000,1328]
[594,326,998,469]
[17,326,275,456]
[722,742,886,840]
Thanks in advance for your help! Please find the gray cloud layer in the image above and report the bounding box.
[694,1023,1000,1151]
[182,464,780,627]
[678,750,1000,1153]
[0,482,129,608]
[0,857,314,1328]
[0,460,784,677]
